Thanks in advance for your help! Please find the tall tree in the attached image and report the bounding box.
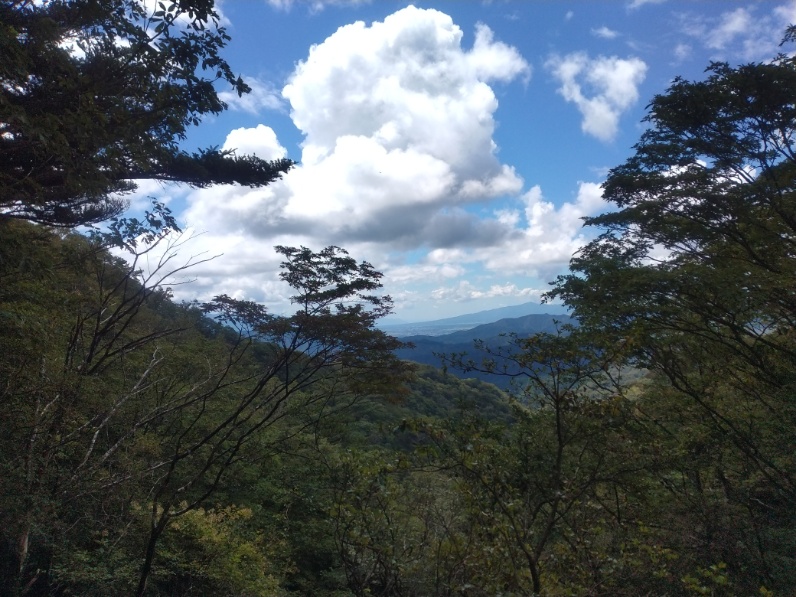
[0,0,292,226]
[549,31,796,593]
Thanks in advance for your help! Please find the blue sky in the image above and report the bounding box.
[129,0,796,322]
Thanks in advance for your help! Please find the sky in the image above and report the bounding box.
[126,0,796,322]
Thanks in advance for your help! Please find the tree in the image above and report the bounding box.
[439,328,644,595]
[0,213,409,594]
[0,0,292,226]
[553,46,796,356]
[549,32,796,593]
[329,451,459,597]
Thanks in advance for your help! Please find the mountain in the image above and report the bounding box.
[420,313,570,345]
[394,313,573,389]
[381,302,568,337]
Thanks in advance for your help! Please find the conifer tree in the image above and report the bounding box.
[0,0,292,226]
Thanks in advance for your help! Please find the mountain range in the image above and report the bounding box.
[380,301,568,337]
[392,311,573,390]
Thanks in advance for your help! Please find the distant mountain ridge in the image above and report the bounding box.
[394,313,573,389]
[381,301,568,337]
[420,313,571,345]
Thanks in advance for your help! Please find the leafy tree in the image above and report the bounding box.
[52,502,283,596]
[326,446,485,597]
[549,31,796,593]
[552,44,796,368]
[0,215,408,595]
[439,329,643,595]
[0,0,292,226]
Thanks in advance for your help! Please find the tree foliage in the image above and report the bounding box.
[0,216,408,595]
[0,0,292,226]
[551,38,796,366]
[548,33,796,594]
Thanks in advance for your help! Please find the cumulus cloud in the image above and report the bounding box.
[187,7,529,245]
[175,6,531,311]
[281,9,529,172]
[420,181,609,282]
[464,182,607,278]
[222,125,288,160]
[546,52,647,142]
[218,77,284,114]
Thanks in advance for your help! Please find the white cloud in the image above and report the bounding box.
[218,77,283,114]
[120,179,188,213]
[282,8,529,169]
[681,2,796,61]
[592,26,619,40]
[522,182,604,244]
[467,23,532,83]
[775,0,796,24]
[417,181,609,284]
[673,43,691,62]
[175,6,531,309]
[480,182,608,275]
[430,280,545,303]
[546,52,647,142]
[564,10,574,21]
[388,263,465,284]
[222,125,288,160]
[705,8,752,50]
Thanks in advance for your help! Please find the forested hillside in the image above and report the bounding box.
[1,1,795,596]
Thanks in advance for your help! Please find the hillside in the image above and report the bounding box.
[341,364,511,449]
